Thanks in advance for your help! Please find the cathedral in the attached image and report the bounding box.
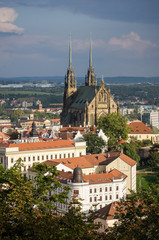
[60,38,119,127]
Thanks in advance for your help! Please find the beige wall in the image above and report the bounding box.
[105,157,136,194]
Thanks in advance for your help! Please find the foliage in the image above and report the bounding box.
[10,109,25,122]
[98,113,130,147]
[136,174,158,190]
[121,142,140,164]
[147,151,159,168]
[34,110,60,120]
[8,130,20,140]
[0,160,103,240]
[106,183,159,240]
[84,133,105,154]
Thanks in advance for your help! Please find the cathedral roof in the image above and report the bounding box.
[70,86,99,109]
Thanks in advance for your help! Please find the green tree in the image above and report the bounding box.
[0,160,103,240]
[98,113,130,147]
[121,142,140,164]
[147,151,159,168]
[106,183,159,240]
[10,109,25,122]
[84,133,105,154]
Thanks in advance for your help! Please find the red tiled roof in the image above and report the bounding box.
[117,139,126,144]
[50,119,60,122]
[128,121,152,134]
[60,127,85,132]
[120,153,136,166]
[96,202,119,220]
[55,170,73,183]
[83,169,127,184]
[49,157,93,169]
[0,139,75,151]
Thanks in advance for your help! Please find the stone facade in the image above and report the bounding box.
[61,38,119,127]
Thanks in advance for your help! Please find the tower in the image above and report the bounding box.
[85,37,97,86]
[61,35,77,122]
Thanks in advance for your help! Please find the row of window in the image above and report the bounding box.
[90,194,119,202]
[90,186,119,193]
[10,152,75,164]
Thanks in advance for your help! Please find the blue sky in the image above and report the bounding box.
[0,0,159,78]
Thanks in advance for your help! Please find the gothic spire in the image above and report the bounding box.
[69,33,72,69]
[89,35,92,68]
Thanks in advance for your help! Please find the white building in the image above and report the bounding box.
[150,111,159,129]
[28,166,127,213]
[0,139,86,175]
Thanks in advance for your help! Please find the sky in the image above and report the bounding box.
[0,0,159,78]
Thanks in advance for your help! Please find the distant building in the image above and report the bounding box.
[61,37,119,127]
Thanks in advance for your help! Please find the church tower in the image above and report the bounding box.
[61,35,77,123]
[85,38,97,86]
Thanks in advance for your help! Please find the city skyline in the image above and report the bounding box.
[0,0,159,78]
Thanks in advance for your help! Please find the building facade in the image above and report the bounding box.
[61,38,119,127]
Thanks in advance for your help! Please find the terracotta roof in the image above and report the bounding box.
[0,139,75,151]
[117,139,126,144]
[60,127,85,132]
[55,170,73,183]
[83,169,127,184]
[0,132,9,139]
[49,157,93,169]
[50,119,60,122]
[96,202,119,220]
[128,121,152,134]
[120,153,136,166]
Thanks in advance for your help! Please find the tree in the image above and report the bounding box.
[0,160,103,239]
[84,133,105,154]
[10,109,25,122]
[98,113,130,147]
[147,151,159,168]
[106,183,159,240]
[121,142,140,164]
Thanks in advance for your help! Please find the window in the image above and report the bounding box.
[24,157,26,162]
[28,157,30,161]
[64,154,66,158]
[68,153,70,158]
[116,186,119,191]
[94,188,96,193]
[33,156,35,161]
[55,154,57,159]
[0,157,3,164]
[72,153,74,157]
[74,190,79,195]
[79,152,82,156]
[90,189,92,193]
[94,197,97,202]
[116,194,119,199]
[11,158,14,163]
[99,196,102,201]
[105,196,107,201]
[42,156,44,160]
[51,155,53,159]
[38,156,40,161]
[90,197,92,202]
[110,187,112,191]
[100,188,102,192]
[59,154,61,158]
[46,155,49,160]
[105,187,107,192]
[109,195,112,200]
[24,166,26,171]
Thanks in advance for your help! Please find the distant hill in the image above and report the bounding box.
[0,76,159,84]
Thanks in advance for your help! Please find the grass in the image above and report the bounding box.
[0,90,51,95]
[136,174,158,190]
[137,166,159,172]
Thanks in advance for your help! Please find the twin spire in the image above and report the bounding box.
[68,35,97,87]
[68,34,93,70]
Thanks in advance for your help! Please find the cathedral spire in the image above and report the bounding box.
[69,33,72,69]
[89,35,92,68]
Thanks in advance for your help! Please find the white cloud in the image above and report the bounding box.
[0,7,23,34]
[109,32,157,52]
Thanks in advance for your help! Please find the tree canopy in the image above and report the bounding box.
[106,182,159,240]
[84,133,106,154]
[0,160,103,240]
[121,142,140,164]
[97,113,130,147]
